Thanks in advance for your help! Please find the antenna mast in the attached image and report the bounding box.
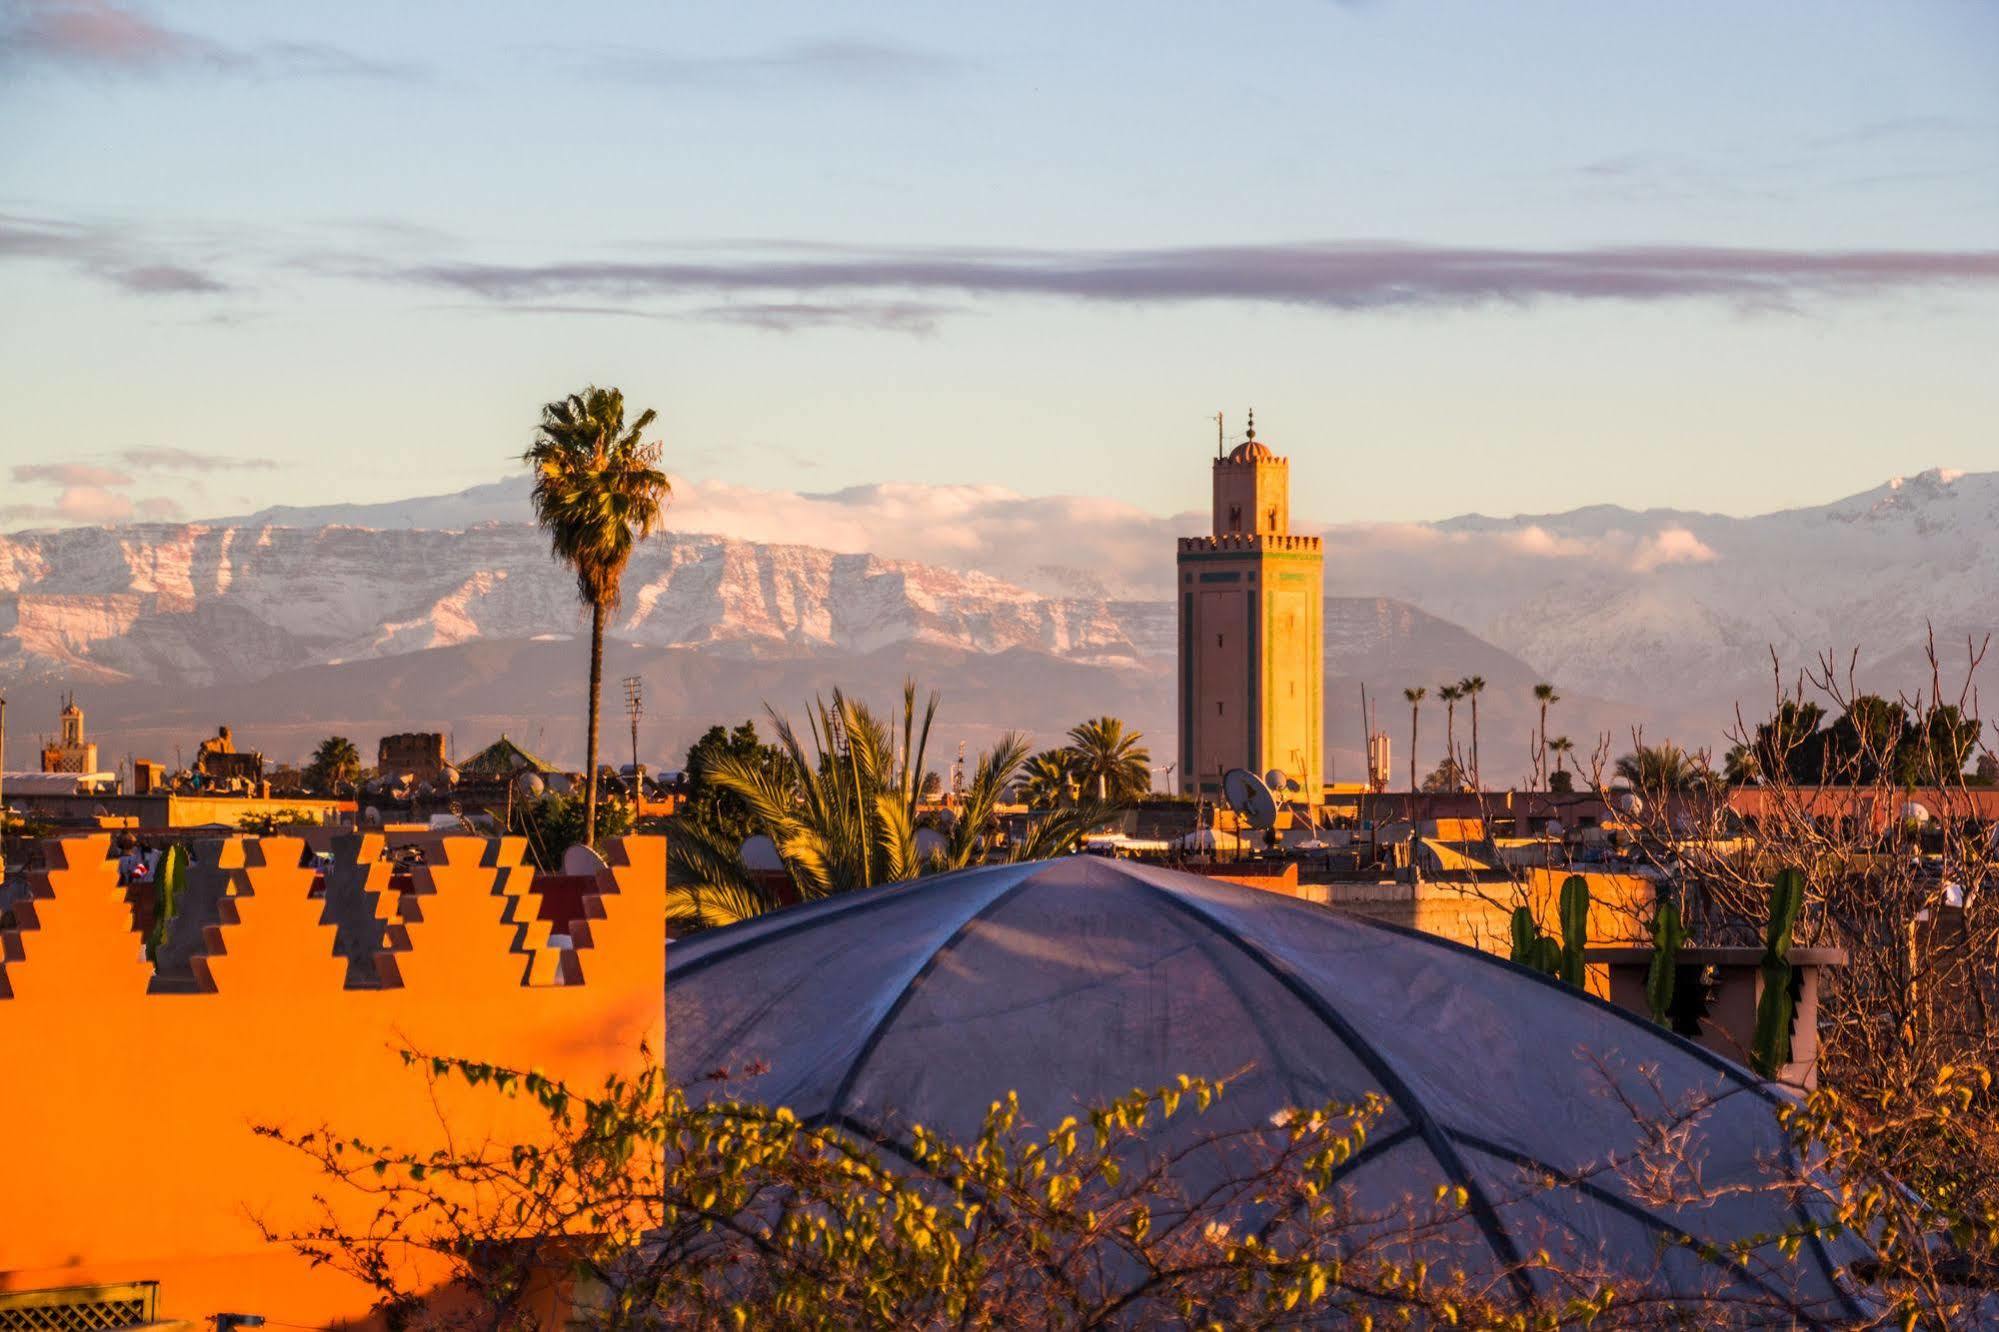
[622,675,644,795]
[1216,411,1224,460]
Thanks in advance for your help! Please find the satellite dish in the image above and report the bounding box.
[1222,768,1278,830]
[1264,768,1301,795]
[440,765,459,787]
[514,772,545,799]
[561,844,609,877]
[1614,792,1644,818]
[1902,801,1931,825]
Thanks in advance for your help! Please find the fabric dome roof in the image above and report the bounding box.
[668,857,1864,1317]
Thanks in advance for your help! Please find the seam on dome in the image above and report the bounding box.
[669,860,1022,982]
[815,862,1066,1125]
[1303,884,1858,1315]
[1449,1131,1834,1324]
[1135,878,1537,1306]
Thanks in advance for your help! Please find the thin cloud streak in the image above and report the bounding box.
[13,462,131,486]
[117,446,278,472]
[585,36,958,88]
[0,0,418,79]
[0,212,231,294]
[390,241,1999,315]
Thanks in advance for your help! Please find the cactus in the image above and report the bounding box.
[1510,904,1567,979]
[1645,899,1688,1025]
[146,844,187,963]
[1557,874,1590,988]
[1509,905,1538,967]
[1750,868,1805,1078]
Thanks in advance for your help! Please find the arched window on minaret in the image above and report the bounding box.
[1228,504,1242,533]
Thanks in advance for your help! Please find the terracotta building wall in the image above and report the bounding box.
[0,831,666,1327]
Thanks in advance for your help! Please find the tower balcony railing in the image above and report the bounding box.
[1177,533,1324,553]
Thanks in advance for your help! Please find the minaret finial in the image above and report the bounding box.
[1245,408,1256,441]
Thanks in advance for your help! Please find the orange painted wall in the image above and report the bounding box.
[0,832,666,1328]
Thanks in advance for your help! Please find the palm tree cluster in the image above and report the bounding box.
[666,684,1113,930]
[1019,717,1153,807]
[1398,677,1566,791]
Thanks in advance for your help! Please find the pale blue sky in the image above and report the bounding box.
[2,0,1996,529]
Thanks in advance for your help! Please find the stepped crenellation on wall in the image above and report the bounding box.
[0,832,646,998]
[0,830,666,1319]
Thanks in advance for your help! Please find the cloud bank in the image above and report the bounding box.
[389,240,1999,318]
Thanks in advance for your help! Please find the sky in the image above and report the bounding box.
[2,0,1997,532]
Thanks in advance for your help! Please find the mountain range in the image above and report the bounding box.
[2,468,1993,783]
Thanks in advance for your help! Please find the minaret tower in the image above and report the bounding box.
[1175,411,1324,800]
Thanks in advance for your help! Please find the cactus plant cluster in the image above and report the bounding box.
[1509,875,1590,988]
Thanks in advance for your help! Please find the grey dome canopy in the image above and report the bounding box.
[669,857,1865,1317]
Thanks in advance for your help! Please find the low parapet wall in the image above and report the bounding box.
[0,831,667,1327]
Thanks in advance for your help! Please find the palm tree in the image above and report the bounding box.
[1614,743,1708,793]
[1437,684,1464,790]
[1546,734,1575,776]
[1458,676,1487,790]
[306,735,361,793]
[671,682,1109,928]
[1018,750,1074,809]
[523,386,670,848]
[1065,716,1151,803]
[1722,743,1759,785]
[1533,683,1559,784]
[1402,686,1426,793]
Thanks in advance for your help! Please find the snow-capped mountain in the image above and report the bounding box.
[210,465,1999,714]
[1,468,1992,775]
[0,525,1145,686]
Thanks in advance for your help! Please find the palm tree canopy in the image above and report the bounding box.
[1614,743,1710,793]
[1064,716,1152,802]
[1017,750,1075,809]
[1534,683,1558,705]
[1459,675,1486,696]
[523,386,671,609]
[1404,686,1426,704]
[1438,684,1463,703]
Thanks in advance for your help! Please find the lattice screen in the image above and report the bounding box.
[0,1283,158,1332]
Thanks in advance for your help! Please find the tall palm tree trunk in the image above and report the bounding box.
[1408,703,1419,793]
[1537,701,1549,788]
[1445,703,1456,790]
[1470,699,1479,791]
[585,599,605,848]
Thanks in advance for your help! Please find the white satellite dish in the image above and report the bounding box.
[1902,800,1931,825]
[1222,768,1278,830]
[561,844,608,877]
[1264,768,1301,795]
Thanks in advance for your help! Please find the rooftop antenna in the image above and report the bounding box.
[1359,682,1371,788]
[623,675,644,794]
[1216,411,1224,460]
